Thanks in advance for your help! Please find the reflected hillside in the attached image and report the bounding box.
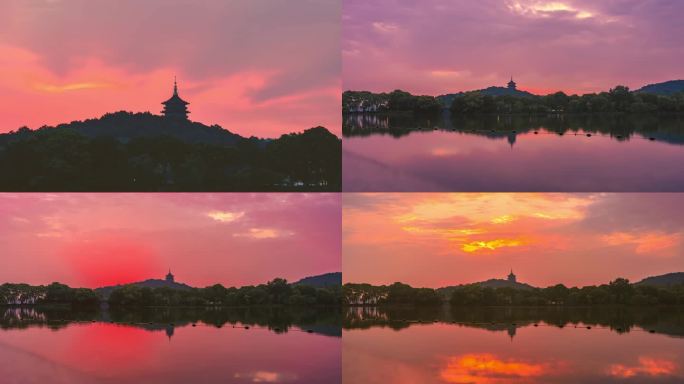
[343,113,684,145]
[344,306,684,338]
[1,305,342,337]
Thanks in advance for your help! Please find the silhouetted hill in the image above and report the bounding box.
[4,111,254,146]
[475,278,536,289]
[635,272,684,286]
[96,279,193,299]
[635,80,684,95]
[437,87,535,107]
[293,272,342,287]
[437,279,535,297]
[0,111,341,191]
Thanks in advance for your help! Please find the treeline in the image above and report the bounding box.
[108,278,341,307]
[343,90,442,114]
[449,279,684,306]
[345,279,684,306]
[0,113,341,191]
[2,279,342,307]
[344,86,684,115]
[344,282,442,306]
[451,86,684,114]
[0,282,99,306]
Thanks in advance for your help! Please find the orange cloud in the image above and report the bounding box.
[607,357,677,378]
[441,353,546,383]
[602,232,680,255]
[33,82,112,93]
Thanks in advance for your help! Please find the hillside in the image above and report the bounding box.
[437,87,535,107]
[0,112,341,191]
[293,272,342,287]
[635,80,684,95]
[2,111,253,147]
[95,279,193,299]
[437,278,535,297]
[635,272,684,286]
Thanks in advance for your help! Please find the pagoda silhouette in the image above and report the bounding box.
[161,77,190,121]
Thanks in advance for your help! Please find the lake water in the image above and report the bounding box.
[343,306,684,383]
[343,113,684,191]
[0,306,341,384]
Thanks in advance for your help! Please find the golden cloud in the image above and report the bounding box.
[462,239,524,252]
[507,1,594,19]
[207,211,245,223]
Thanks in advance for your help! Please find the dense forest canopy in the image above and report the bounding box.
[0,112,341,191]
[1,278,342,307]
[344,278,684,306]
[344,85,684,115]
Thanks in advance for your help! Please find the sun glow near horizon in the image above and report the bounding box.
[343,193,684,288]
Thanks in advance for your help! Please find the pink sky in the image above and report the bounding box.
[343,193,684,288]
[343,0,684,95]
[0,193,340,288]
[0,0,340,138]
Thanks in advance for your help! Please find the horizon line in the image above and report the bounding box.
[343,271,684,290]
[343,78,684,98]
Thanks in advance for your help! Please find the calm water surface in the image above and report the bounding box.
[0,306,341,384]
[343,114,684,191]
[343,306,684,383]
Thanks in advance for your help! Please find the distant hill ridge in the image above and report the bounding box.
[635,80,684,95]
[94,272,342,299]
[95,278,193,299]
[437,86,535,107]
[2,111,261,146]
[293,272,342,287]
[436,271,684,295]
[635,272,684,286]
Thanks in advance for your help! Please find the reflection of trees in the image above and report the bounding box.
[343,113,684,146]
[343,306,684,338]
[0,306,342,337]
[1,306,99,331]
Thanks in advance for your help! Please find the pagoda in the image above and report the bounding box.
[166,269,175,283]
[507,76,517,90]
[507,269,517,283]
[162,77,190,120]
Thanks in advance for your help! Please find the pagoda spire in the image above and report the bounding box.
[173,76,178,96]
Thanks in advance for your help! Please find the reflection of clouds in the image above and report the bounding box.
[440,353,546,383]
[233,371,298,383]
[607,357,677,378]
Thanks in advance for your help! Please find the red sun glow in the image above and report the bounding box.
[59,237,161,287]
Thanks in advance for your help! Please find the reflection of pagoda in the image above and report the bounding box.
[507,132,517,148]
[507,324,517,340]
[161,77,190,121]
[165,324,175,340]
